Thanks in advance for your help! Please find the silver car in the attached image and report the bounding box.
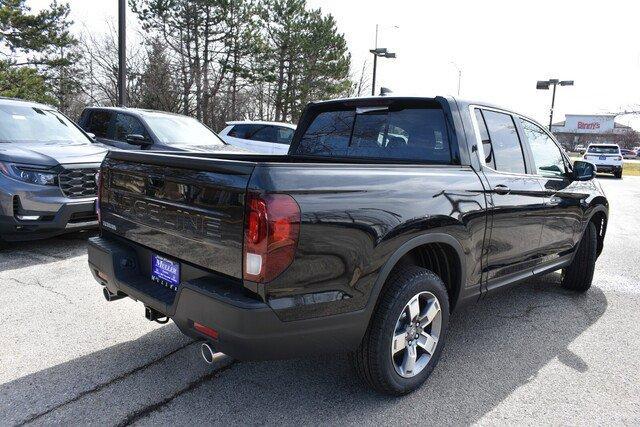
[0,98,107,246]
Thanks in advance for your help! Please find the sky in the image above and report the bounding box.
[28,0,640,129]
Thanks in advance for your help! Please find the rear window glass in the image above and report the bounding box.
[294,107,452,163]
[588,145,619,154]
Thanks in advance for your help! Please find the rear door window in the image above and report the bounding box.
[86,110,112,138]
[481,110,526,174]
[294,107,452,163]
[474,109,496,169]
[250,125,278,143]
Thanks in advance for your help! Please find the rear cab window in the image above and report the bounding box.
[292,100,454,163]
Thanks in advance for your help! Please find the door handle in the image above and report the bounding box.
[493,184,510,195]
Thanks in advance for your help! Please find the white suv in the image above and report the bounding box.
[219,121,296,154]
[583,144,623,179]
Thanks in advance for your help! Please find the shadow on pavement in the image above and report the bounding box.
[0,231,95,272]
[0,273,607,425]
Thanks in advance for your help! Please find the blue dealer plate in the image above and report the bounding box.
[599,156,606,160]
[151,254,180,290]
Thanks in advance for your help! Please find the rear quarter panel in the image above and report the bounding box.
[249,163,488,321]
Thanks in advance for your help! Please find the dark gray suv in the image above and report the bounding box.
[78,107,244,152]
[0,98,107,245]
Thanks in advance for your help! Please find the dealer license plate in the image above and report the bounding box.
[599,156,606,160]
[151,254,180,290]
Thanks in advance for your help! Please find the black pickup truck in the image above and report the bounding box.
[88,96,608,395]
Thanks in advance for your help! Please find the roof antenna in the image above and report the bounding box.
[379,87,393,96]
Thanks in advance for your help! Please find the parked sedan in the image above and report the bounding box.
[219,121,296,154]
[0,97,107,246]
[78,107,245,153]
[621,148,636,159]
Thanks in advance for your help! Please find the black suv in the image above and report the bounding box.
[78,107,244,152]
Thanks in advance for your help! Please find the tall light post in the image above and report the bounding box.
[118,0,127,107]
[370,24,397,96]
[370,48,396,96]
[450,61,462,96]
[536,79,574,131]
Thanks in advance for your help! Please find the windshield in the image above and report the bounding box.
[0,105,90,144]
[588,145,619,154]
[142,114,225,146]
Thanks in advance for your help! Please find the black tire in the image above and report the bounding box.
[352,265,450,396]
[561,221,597,292]
[615,171,623,179]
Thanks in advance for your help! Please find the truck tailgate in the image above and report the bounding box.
[99,151,255,279]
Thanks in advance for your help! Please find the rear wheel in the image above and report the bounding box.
[352,266,450,395]
[561,222,597,292]
[615,170,623,179]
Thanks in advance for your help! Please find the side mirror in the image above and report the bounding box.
[573,160,597,181]
[86,132,96,139]
[125,134,152,147]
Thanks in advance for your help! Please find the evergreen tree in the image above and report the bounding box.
[0,0,79,109]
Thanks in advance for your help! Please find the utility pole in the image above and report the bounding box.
[118,0,127,107]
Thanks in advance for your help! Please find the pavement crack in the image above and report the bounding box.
[115,360,236,427]
[17,341,196,426]
[6,276,74,305]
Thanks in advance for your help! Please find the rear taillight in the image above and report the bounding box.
[243,193,300,283]
[617,156,623,161]
[95,170,102,222]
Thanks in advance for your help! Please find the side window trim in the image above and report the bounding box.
[469,105,531,176]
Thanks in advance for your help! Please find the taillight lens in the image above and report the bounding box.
[243,193,300,283]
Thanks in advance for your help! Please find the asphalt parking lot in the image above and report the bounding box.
[1,176,639,426]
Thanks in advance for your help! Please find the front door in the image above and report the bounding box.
[519,118,584,257]
[473,108,546,287]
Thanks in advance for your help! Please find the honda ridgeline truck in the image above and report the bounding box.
[88,96,608,395]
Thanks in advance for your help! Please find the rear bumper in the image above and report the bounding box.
[594,164,622,173]
[87,235,367,360]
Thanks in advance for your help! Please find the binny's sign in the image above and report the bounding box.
[562,115,615,134]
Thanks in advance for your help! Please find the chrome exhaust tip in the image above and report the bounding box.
[201,342,216,364]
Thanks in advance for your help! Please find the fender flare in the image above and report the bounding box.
[364,232,468,319]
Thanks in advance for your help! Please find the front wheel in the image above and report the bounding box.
[352,266,450,395]
[615,170,623,179]
[561,222,597,292]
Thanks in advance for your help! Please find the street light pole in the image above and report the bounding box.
[118,0,127,107]
[549,81,557,131]
[370,24,397,96]
[371,53,378,96]
[536,79,574,131]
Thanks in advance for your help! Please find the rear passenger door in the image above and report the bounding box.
[472,108,547,288]
[227,124,277,154]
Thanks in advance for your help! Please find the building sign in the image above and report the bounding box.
[563,115,615,134]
